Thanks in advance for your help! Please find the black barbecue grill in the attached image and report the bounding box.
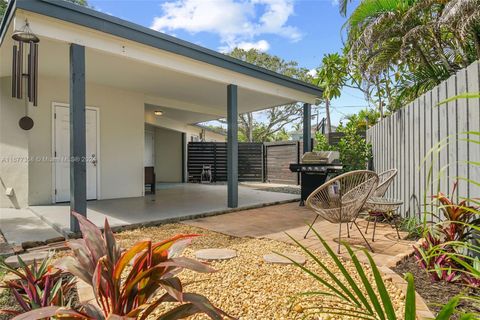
[289,151,343,206]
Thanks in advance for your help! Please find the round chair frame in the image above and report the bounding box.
[305,170,379,253]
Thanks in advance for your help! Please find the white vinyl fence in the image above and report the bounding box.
[367,60,480,219]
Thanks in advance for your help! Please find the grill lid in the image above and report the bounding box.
[301,151,340,164]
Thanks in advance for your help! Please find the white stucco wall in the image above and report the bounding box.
[0,75,145,207]
[0,77,30,208]
[154,127,182,182]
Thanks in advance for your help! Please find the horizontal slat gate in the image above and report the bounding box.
[264,141,300,185]
[187,142,263,182]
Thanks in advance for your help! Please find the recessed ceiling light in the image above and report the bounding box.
[154,110,163,116]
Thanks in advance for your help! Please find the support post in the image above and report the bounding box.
[303,103,311,153]
[227,84,238,208]
[182,132,187,183]
[69,44,86,233]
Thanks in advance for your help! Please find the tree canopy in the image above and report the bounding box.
[0,0,89,21]
[343,0,480,112]
[228,48,314,142]
[0,0,7,20]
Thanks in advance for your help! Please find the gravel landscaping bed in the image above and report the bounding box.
[115,224,406,319]
[0,223,408,319]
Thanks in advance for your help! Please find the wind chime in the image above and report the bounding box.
[11,19,39,130]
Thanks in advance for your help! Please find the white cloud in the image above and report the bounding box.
[220,39,270,53]
[307,68,317,77]
[150,0,301,51]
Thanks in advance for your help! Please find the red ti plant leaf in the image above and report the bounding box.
[71,212,106,267]
[55,214,232,319]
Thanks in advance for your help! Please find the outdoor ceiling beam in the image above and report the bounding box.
[227,84,238,208]
[70,43,86,232]
[303,103,311,153]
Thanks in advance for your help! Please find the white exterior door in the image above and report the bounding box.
[144,130,155,167]
[54,105,98,202]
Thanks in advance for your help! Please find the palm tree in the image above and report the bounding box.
[344,0,480,109]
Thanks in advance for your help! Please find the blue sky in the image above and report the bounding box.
[89,0,367,126]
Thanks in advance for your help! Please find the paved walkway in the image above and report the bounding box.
[0,208,63,246]
[1,184,298,245]
[184,202,415,267]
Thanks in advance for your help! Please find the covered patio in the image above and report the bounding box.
[0,0,321,234]
[29,183,298,236]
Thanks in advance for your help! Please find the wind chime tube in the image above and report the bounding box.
[28,46,32,102]
[12,45,17,98]
[17,41,23,99]
[33,43,38,106]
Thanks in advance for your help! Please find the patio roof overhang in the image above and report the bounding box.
[0,0,319,231]
[0,0,323,122]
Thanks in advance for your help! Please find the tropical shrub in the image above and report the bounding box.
[314,124,371,171]
[0,254,76,316]
[15,212,230,320]
[336,125,372,171]
[284,227,478,319]
[399,216,425,240]
[313,132,334,151]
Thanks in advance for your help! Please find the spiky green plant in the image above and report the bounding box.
[0,254,76,317]
[282,227,478,319]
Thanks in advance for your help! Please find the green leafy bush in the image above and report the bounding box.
[336,126,372,171]
[399,216,425,240]
[314,126,371,171]
[313,132,334,151]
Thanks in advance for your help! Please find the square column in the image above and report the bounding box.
[69,43,86,232]
[227,84,238,208]
[303,103,311,153]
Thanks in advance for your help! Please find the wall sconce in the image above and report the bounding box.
[154,110,163,116]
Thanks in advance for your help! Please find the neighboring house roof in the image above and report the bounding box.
[0,0,323,98]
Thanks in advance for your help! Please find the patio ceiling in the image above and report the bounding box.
[144,104,218,124]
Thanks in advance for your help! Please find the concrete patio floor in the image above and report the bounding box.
[28,183,298,237]
[184,202,415,267]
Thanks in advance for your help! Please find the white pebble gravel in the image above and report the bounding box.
[115,224,406,319]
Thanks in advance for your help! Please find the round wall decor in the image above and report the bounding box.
[19,116,34,130]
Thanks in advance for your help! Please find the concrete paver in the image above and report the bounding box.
[0,208,63,245]
[184,202,414,266]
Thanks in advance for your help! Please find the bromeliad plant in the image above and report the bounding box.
[433,182,480,242]
[283,227,478,319]
[0,254,76,317]
[411,181,480,286]
[413,231,461,283]
[414,226,480,287]
[15,212,231,320]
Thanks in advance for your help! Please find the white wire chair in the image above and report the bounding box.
[305,170,379,253]
[372,169,398,197]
